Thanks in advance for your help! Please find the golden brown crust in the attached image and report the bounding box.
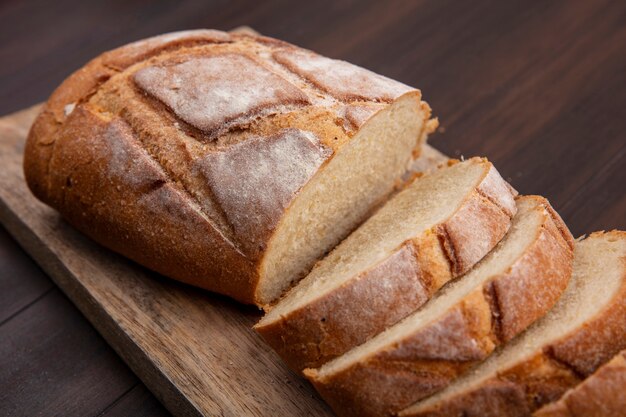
[256,242,431,371]
[533,350,626,417]
[255,160,518,371]
[408,379,533,417]
[492,198,575,342]
[437,176,513,276]
[548,255,626,376]
[42,106,257,301]
[402,230,626,417]
[304,196,574,417]
[23,29,434,305]
[25,30,234,175]
[24,31,238,220]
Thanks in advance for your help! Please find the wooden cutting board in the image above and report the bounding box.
[0,89,447,415]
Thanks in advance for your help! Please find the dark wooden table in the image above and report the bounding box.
[1,0,624,415]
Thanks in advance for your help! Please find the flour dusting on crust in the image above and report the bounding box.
[198,128,332,256]
[104,119,167,189]
[274,49,414,102]
[342,103,386,131]
[134,54,310,137]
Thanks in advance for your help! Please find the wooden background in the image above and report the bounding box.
[1,0,624,415]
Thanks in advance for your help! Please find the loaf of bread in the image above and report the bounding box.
[23,29,436,306]
[26,28,622,417]
[401,230,626,417]
[303,195,574,417]
[533,349,626,417]
[255,157,518,371]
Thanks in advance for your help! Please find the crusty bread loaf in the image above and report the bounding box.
[401,230,626,417]
[533,349,626,417]
[23,29,437,306]
[303,195,574,417]
[255,158,518,371]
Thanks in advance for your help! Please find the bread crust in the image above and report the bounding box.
[255,160,518,371]
[402,230,626,417]
[41,106,258,300]
[304,196,574,417]
[23,29,435,305]
[533,350,626,417]
[24,30,234,200]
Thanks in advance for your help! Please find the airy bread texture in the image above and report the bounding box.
[303,195,574,417]
[23,29,436,305]
[256,158,518,371]
[402,230,626,417]
[533,349,626,417]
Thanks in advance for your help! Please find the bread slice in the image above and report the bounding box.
[255,157,517,371]
[533,349,626,417]
[302,195,573,417]
[23,29,437,306]
[401,230,626,417]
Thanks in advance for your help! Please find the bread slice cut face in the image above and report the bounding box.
[23,29,437,306]
[303,195,574,417]
[256,157,518,371]
[401,230,626,417]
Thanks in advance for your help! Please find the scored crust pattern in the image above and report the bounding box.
[134,54,311,138]
[272,49,414,102]
[25,29,433,303]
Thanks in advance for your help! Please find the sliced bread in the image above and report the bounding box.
[255,157,517,371]
[303,195,574,417]
[533,349,626,417]
[401,230,626,417]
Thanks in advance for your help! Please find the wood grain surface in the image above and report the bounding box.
[1,1,625,416]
